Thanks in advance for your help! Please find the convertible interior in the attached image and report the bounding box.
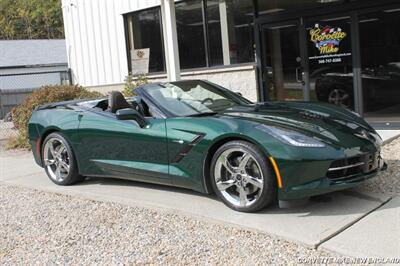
[82,80,249,119]
[90,91,154,118]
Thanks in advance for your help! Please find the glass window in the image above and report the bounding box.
[306,16,354,110]
[207,0,223,66]
[225,0,255,64]
[359,9,400,120]
[175,0,254,69]
[125,0,256,73]
[257,0,352,15]
[128,8,165,73]
[263,23,303,101]
[176,0,207,69]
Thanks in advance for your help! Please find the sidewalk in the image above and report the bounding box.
[320,196,400,258]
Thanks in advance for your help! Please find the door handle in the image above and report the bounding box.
[75,110,83,120]
[296,67,303,83]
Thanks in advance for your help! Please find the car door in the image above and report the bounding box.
[75,109,170,185]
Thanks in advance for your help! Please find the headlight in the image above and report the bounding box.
[255,124,326,148]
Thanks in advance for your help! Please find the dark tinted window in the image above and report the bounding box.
[207,0,223,66]
[125,0,256,73]
[359,9,400,119]
[257,0,355,15]
[306,16,354,109]
[226,0,254,63]
[129,8,165,73]
[176,0,252,69]
[176,0,207,69]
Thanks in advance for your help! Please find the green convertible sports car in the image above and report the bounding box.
[28,80,386,212]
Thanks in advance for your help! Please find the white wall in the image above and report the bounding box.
[88,65,258,102]
[61,0,161,87]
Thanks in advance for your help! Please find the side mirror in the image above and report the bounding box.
[116,108,148,128]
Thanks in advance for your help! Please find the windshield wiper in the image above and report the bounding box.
[186,112,218,117]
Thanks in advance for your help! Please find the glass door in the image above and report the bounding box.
[260,15,356,110]
[358,8,400,125]
[261,21,306,101]
[304,15,354,109]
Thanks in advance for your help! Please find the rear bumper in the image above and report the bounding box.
[29,139,43,167]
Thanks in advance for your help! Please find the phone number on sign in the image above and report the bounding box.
[318,57,342,64]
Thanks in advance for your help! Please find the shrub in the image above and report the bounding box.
[5,134,26,150]
[122,74,149,97]
[8,85,103,149]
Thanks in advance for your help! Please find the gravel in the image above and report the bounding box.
[0,184,332,265]
[361,137,400,197]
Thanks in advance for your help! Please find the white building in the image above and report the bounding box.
[61,0,258,101]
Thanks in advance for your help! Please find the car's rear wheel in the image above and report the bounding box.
[42,132,82,185]
[210,140,276,212]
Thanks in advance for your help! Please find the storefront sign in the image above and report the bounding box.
[310,24,347,54]
[131,48,150,75]
[308,24,350,65]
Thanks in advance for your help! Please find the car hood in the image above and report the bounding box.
[218,101,381,147]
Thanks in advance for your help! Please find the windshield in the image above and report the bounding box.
[144,80,253,117]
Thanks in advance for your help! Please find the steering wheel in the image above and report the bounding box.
[201,98,214,105]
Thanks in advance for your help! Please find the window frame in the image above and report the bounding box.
[201,0,257,67]
[123,1,258,75]
[123,6,167,75]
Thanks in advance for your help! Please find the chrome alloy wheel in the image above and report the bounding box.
[214,148,264,208]
[43,137,71,182]
[328,88,351,108]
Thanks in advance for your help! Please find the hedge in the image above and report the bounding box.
[8,85,103,149]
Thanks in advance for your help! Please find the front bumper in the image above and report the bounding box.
[277,152,387,201]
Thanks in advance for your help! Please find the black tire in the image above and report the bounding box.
[210,140,277,212]
[42,132,83,185]
[327,86,353,109]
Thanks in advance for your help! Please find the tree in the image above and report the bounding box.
[0,0,64,39]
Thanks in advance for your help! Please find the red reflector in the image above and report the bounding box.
[36,138,41,157]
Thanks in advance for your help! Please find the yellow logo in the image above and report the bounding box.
[136,50,145,59]
[309,24,347,54]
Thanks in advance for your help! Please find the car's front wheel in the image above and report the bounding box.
[42,132,82,185]
[210,140,276,212]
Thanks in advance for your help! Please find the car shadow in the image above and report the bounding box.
[257,190,390,217]
[80,176,220,201]
[74,159,398,216]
